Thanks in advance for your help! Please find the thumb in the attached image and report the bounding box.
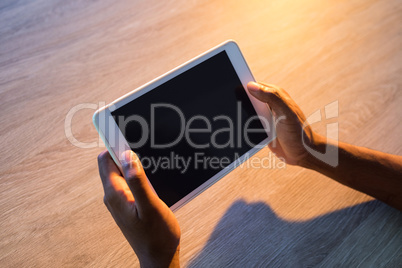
[247,81,294,117]
[121,150,156,210]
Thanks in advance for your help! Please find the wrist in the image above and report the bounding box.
[139,247,180,268]
[299,133,330,170]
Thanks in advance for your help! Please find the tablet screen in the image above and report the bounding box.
[111,51,268,207]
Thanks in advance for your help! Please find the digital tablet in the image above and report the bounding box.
[93,40,275,211]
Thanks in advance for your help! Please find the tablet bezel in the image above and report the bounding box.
[93,40,276,211]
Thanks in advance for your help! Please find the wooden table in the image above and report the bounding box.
[1,0,401,266]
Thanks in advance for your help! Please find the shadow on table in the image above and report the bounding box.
[187,199,398,267]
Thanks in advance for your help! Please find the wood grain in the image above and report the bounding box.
[0,0,401,267]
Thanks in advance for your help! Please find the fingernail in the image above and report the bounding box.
[247,81,261,91]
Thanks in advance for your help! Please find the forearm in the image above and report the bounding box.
[139,249,180,268]
[301,135,402,210]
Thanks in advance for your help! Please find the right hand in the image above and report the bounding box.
[247,82,321,166]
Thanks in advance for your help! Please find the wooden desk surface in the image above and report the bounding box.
[1,0,401,267]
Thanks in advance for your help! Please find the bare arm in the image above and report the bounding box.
[301,137,402,210]
[247,82,402,211]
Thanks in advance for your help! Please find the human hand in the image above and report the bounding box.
[97,150,181,268]
[247,82,322,166]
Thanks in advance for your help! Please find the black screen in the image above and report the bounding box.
[111,51,268,207]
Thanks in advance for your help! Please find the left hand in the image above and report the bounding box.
[97,150,181,267]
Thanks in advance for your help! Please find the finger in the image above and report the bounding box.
[247,81,294,117]
[97,150,122,192]
[98,150,134,201]
[258,81,293,99]
[121,150,157,212]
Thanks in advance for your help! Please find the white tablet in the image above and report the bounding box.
[93,40,275,211]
